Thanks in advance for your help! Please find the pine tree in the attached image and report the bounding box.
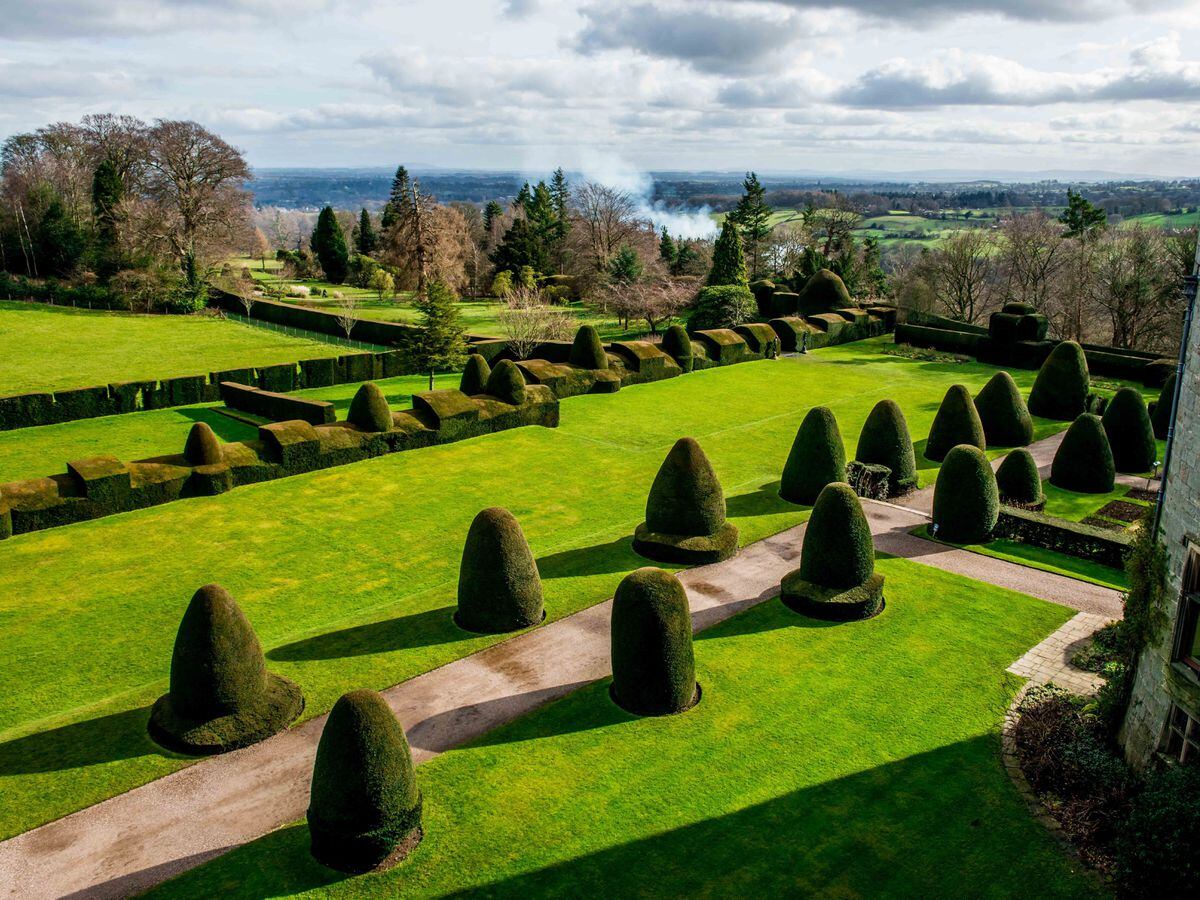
[91,158,124,279]
[490,217,547,275]
[482,200,503,234]
[355,208,377,256]
[707,218,747,286]
[413,279,467,389]
[310,206,349,284]
[659,227,676,264]
[549,167,571,271]
[608,245,643,283]
[727,172,772,278]
[1058,189,1106,239]
[380,165,411,232]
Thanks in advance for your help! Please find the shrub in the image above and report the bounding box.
[660,323,694,372]
[183,421,222,466]
[1113,759,1200,895]
[148,584,303,753]
[688,284,756,331]
[1151,372,1176,439]
[974,371,1033,447]
[485,359,526,405]
[924,384,986,462]
[995,448,1043,507]
[569,324,608,369]
[347,383,392,432]
[779,406,846,505]
[308,689,423,873]
[796,268,852,312]
[459,353,491,396]
[855,399,918,495]
[932,445,999,543]
[634,437,738,564]
[609,567,698,716]
[1028,340,1090,420]
[1050,413,1115,493]
[1102,387,1156,474]
[455,507,544,633]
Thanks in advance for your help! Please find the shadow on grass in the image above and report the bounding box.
[536,535,645,580]
[0,705,176,775]
[268,605,462,662]
[172,406,259,443]
[695,596,841,641]
[725,480,801,519]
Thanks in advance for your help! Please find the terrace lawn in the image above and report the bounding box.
[0,338,1076,838]
[0,301,342,396]
[152,559,1096,899]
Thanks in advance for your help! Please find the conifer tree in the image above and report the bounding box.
[659,227,676,264]
[91,158,124,278]
[380,165,411,232]
[707,218,748,286]
[413,279,467,390]
[549,167,571,270]
[310,206,349,284]
[483,200,503,234]
[727,171,771,279]
[355,208,377,256]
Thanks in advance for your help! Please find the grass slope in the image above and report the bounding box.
[152,559,1095,899]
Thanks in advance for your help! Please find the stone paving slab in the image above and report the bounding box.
[1007,611,1113,696]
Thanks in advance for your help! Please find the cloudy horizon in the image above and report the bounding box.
[2,0,1200,177]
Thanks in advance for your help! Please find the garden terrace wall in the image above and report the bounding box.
[0,386,559,539]
[219,382,336,425]
[992,505,1132,569]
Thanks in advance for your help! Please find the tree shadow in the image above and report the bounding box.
[268,605,463,662]
[0,705,178,775]
[171,406,260,442]
[725,480,802,519]
[536,535,646,580]
[694,594,842,641]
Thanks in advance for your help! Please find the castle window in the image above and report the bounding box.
[1161,703,1200,765]
[1178,547,1200,672]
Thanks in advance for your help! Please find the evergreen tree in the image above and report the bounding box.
[659,227,676,264]
[29,184,85,278]
[355,208,377,256]
[91,158,124,279]
[482,200,504,234]
[727,172,772,278]
[549,168,571,271]
[672,238,697,276]
[380,165,411,232]
[608,245,643,284]
[707,218,747,286]
[413,279,467,389]
[1058,188,1106,238]
[310,206,349,284]
[490,216,548,275]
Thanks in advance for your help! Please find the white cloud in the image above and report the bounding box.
[3,0,341,38]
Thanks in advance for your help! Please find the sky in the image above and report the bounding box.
[2,0,1200,177]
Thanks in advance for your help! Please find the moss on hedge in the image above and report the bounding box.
[925,384,986,462]
[347,382,392,432]
[308,689,423,873]
[799,482,875,589]
[780,406,846,505]
[932,445,999,543]
[455,507,544,634]
[974,371,1033,447]
[1051,413,1116,493]
[660,324,694,373]
[1102,387,1156,474]
[1028,341,1090,420]
[796,268,852,312]
[459,353,491,396]
[634,437,738,564]
[609,567,698,716]
[855,399,918,495]
[148,584,303,754]
[486,359,526,405]
[569,324,609,370]
[183,421,222,466]
[1151,372,1176,440]
[995,448,1044,507]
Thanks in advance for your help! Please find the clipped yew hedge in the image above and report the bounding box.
[855,399,918,495]
[974,371,1033,447]
[486,359,527,405]
[660,324,694,373]
[931,445,999,544]
[1103,387,1156,474]
[634,437,738,564]
[609,567,698,716]
[183,422,222,466]
[1151,372,1176,440]
[1028,340,1090,420]
[779,406,846,505]
[925,384,986,462]
[347,382,392,432]
[569,324,609,370]
[459,353,491,395]
[1051,414,1115,494]
[455,507,544,633]
[796,268,852,312]
[995,448,1044,508]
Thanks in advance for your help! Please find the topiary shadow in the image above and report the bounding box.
[0,704,183,775]
[267,605,462,662]
[725,480,800,518]
[535,536,652,580]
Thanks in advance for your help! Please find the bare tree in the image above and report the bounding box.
[999,211,1066,309]
[499,286,577,358]
[571,182,643,273]
[251,227,270,270]
[335,293,360,339]
[926,230,996,324]
[1090,226,1178,350]
[598,277,694,335]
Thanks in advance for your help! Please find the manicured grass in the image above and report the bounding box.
[0,338,1079,839]
[1041,482,1145,523]
[151,558,1095,898]
[0,301,341,396]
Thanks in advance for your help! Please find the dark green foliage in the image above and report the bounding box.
[459,353,491,395]
[658,227,676,263]
[482,200,503,234]
[31,185,86,278]
[727,172,771,278]
[413,280,467,386]
[795,268,852,312]
[91,158,124,278]
[932,445,999,543]
[455,507,544,633]
[380,165,411,232]
[798,482,875,589]
[1114,764,1200,895]
[995,449,1043,507]
[308,689,423,873]
[689,284,756,331]
[1028,341,1090,420]
[660,324,694,372]
[607,245,643,284]
[645,437,726,536]
[781,570,885,621]
[1151,372,1176,439]
[149,584,303,753]
[355,209,378,256]
[310,206,349,284]
[1058,188,1107,238]
[1102,387,1156,474]
[609,567,697,716]
[569,324,608,369]
[974,371,1033,447]
[855,399,917,495]
[707,218,747,286]
[1050,414,1115,493]
[780,406,846,505]
[184,422,222,466]
[490,217,546,276]
[347,383,392,432]
[486,359,526,405]
[925,384,986,462]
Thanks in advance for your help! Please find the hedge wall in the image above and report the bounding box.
[993,505,1132,569]
[219,382,336,425]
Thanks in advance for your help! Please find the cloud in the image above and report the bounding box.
[733,0,1177,24]
[0,60,139,99]
[3,0,338,38]
[500,0,542,18]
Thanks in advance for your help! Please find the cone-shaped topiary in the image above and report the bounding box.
[1051,413,1115,493]
[1028,340,1090,420]
[308,689,422,873]
[995,448,1044,508]
[347,382,392,432]
[974,371,1034,447]
[780,406,846,505]
[925,384,986,462]
[634,437,738,564]
[485,359,526,405]
[795,267,851,312]
[569,324,609,370]
[609,567,698,716]
[184,421,222,466]
[661,324,694,373]
[149,584,303,754]
[1151,372,1176,440]
[931,445,999,543]
[455,507,544,633]
[459,353,491,395]
[1102,387,1156,474]
[781,482,883,620]
[855,399,918,496]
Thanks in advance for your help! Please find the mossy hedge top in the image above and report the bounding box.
[459,353,491,396]
[569,324,608,370]
[645,437,727,536]
[799,483,875,589]
[486,359,526,405]
[796,268,851,311]
[347,382,392,432]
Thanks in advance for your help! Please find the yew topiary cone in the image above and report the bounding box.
[1102,387,1156,474]
[569,324,608,369]
[995,448,1044,508]
[308,689,423,873]
[486,359,526,405]
[183,421,222,466]
[796,267,852,312]
[1051,413,1115,493]
[661,324,694,373]
[925,384,986,462]
[855,399,918,496]
[1151,372,1176,439]
[780,406,846,505]
[931,445,999,544]
[149,584,303,754]
[1028,341,1090,420]
[974,371,1034,447]
[455,507,544,633]
[459,353,491,395]
[610,568,698,716]
[634,437,738,564]
[347,382,392,432]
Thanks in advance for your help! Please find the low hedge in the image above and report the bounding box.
[855,398,918,496]
[925,384,986,462]
[1050,414,1115,493]
[994,506,1132,568]
[895,323,986,355]
[931,444,999,543]
[219,381,336,426]
[1102,387,1156,474]
[780,406,846,505]
[609,567,698,716]
[455,507,544,633]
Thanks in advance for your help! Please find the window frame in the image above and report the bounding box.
[1160,702,1200,765]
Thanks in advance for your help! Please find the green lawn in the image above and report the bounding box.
[1041,481,1147,523]
[152,558,1096,898]
[0,301,341,396]
[0,338,1080,839]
